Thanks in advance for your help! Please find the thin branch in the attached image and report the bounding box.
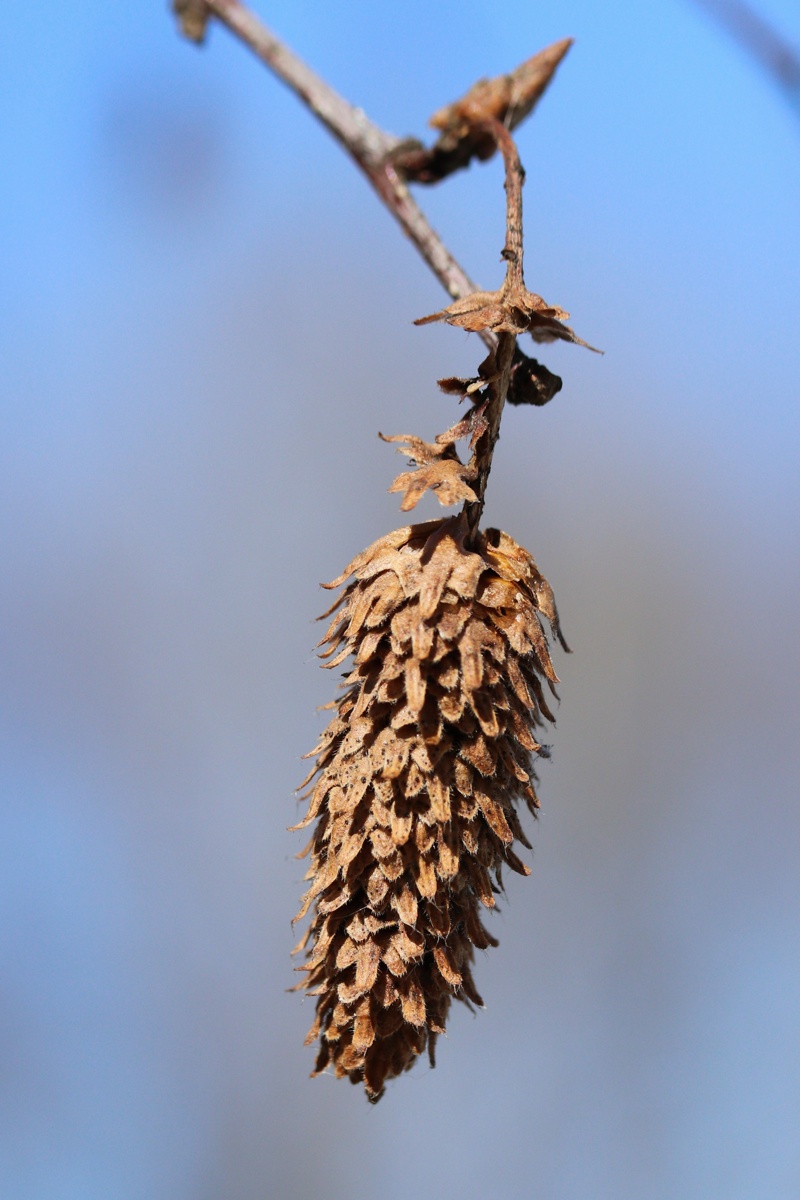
[463,120,526,541]
[369,159,488,312]
[174,0,487,323]
[493,123,525,288]
[177,0,399,164]
[173,1,570,353]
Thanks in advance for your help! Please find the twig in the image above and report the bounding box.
[369,160,489,316]
[172,2,580,528]
[493,123,525,288]
[177,0,399,162]
[173,1,571,353]
[462,121,525,540]
[174,0,487,327]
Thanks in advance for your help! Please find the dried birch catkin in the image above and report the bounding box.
[293,508,568,1101]
[291,63,592,1106]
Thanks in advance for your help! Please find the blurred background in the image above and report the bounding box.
[2,2,799,1197]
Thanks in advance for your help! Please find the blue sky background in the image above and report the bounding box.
[1,3,799,1198]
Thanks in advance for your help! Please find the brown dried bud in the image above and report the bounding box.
[173,0,209,43]
[396,39,574,185]
[428,40,574,142]
[293,514,564,1101]
[507,348,563,407]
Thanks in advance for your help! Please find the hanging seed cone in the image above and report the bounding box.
[293,511,567,1102]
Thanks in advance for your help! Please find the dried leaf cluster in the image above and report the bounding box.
[379,399,489,512]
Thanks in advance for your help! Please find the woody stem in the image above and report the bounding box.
[462,121,527,541]
[488,118,525,291]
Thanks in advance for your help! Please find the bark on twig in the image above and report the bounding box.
[177,0,399,162]
[462,123,525,541]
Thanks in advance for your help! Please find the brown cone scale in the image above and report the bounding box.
[293,513,564,1102]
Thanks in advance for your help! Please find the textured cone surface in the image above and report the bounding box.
[294,514,561,1101]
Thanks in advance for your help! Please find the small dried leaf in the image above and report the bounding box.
[475,790,514,844]
[390,806,413,846]
[437,375,480,396]
[416,280,599,350]
[436,836,460,879]
[323,527,413,590]
[352,1005,376,1054]
[355,941,382,994]
[389,458,478,512]
[379,431,453,463]
[393,885,418,926]
[415,855,438,899]
[435,413,475,444]
[399,977,427,1027]
[392,925,425,963]
[404,658,427,713]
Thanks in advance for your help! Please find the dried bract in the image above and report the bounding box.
[416,278,598,350]
[381,425,493,511]
[429,40,573,139]
[294,514,563,1101]
[396,39,574,185]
